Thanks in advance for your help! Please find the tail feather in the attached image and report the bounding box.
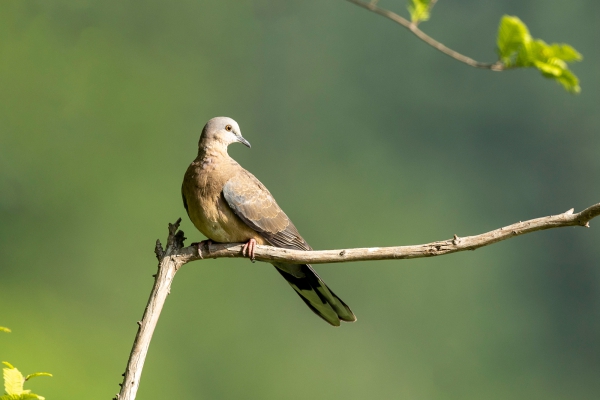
[274,263,356,326]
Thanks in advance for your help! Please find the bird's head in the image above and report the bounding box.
[199,117,251,150]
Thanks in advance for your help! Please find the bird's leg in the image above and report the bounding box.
[190,239,213,259]
[241,238,257,263]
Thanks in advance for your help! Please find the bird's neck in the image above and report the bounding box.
[197,142,230,162]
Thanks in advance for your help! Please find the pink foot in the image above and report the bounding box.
[191,239,213,259]
[241,238,257,262]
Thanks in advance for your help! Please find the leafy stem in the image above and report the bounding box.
[346,0,582,92]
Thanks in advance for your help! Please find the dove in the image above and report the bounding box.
[181,117,356,326]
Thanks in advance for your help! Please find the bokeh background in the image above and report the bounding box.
[1,1,599,399]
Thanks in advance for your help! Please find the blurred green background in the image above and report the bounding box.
[1,0,599,399]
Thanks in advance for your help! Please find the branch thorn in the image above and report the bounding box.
[452,234,461,245]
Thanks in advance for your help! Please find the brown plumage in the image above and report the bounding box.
[181,117,356,326]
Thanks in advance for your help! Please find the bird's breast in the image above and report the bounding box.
[183,164,264,244]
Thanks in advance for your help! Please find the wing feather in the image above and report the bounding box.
[222,171,311,251]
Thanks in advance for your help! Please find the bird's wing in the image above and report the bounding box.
[223,170,356,326]
[222,171,311,251]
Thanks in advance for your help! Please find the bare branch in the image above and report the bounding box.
[177,203,600,264]
[115,202,599,399]
[114,221,186,400]
[346,0,504,71]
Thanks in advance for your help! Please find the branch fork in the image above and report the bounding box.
[115,202,600,400]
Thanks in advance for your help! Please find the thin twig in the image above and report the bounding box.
[115,202,599,399]
[428,0,438,14]
[346,0,504,71]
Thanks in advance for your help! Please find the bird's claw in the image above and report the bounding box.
[242,239,257,263]
[191,240,213,259]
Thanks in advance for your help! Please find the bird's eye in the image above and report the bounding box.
[225,125,232,132]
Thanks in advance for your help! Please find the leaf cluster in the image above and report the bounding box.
[497,16,582,93]
[404,1,582,93]
[1,329,51,400]
[1,362,51,400]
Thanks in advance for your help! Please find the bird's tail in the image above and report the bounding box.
[273,263,356,326]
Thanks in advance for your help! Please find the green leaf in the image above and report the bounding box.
[2,363,51,400]
[24,374,52,382]
[533,60,563,77]
[553,68,580,94]
[550,44,582,62]
[3,364,25,395]
[408,0,431,23]
[497,16,531,65]
[0,328,11,333]
[496,15,582,93]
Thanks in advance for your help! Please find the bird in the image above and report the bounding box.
[181,117,356,326]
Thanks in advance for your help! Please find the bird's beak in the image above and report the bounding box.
[237,135,251,148]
